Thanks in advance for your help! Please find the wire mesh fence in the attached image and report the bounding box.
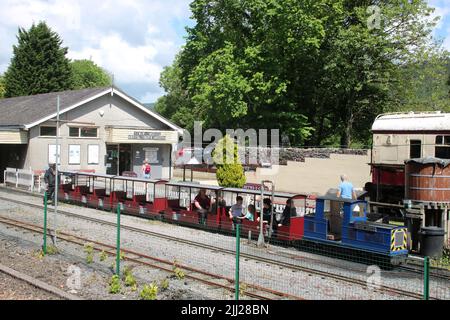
[12,174,449,300]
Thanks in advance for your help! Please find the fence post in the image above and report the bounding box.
[235,223,241,300]
[424,256,429,300]
[116,204,121,276]
[43,192,48,255]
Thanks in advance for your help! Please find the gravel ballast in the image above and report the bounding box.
[0,188,448,300]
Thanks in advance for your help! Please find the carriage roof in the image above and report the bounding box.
[372,112,450,132]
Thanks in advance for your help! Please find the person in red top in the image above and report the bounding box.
[194,189,211,225]
[142,160,151,179]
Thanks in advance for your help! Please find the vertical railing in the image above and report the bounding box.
[235,223,241,300]
[43,191,48,255]
[116,205,121,276]
[424,256,429,300]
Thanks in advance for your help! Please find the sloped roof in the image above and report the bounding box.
[0,86,182,133]
[372,112,450,132]
[0,87,110,127]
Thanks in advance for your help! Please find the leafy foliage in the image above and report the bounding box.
[70,59,112,90]
[108,275,121,294]
[139,283,158,300]
[0,75,5,98]
[123,266,137,291]
[212,135,246,188]
[84,243,94,264]
[4,21,73,97]
[156,0,447,147]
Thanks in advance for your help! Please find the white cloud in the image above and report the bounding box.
[0,0,192,102]
[68,33,162,84]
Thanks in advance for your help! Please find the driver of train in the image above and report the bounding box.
[337,174,357,200]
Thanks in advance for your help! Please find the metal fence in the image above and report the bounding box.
[3,168,41,192]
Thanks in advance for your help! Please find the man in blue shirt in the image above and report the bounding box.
[337,174,356,200]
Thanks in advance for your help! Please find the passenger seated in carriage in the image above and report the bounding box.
[194,189,211,225]
[236,204,255,222]
[279,199,296,227]
[229,196,244,224]
[257,198,278,233]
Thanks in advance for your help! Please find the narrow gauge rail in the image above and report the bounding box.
[0,214,302,300]
[0,263,79,300]
[0,193,435,300]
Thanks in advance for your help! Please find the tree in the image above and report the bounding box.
[0,75,5,98]
[70,60,112,90]
[155,54,197,131]
[4,21,73,97]
[212,135,246,188]
[388,48,450,113]
[158,0,441,147]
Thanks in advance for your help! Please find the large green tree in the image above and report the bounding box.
[158,0,443,147]
[70,59,112,90]
[155,54,197,131]
[4,22,73,97]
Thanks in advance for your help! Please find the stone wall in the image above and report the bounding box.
[243,147,369,166]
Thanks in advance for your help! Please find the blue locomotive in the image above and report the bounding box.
[302,195,409,265]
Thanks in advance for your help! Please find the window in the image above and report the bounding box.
[410,140,421,159]
[81,127,98,137]
[435,135,450,159]
[88,145,99,164]
[69,127,98,138]
[40,126,56,137]
[68,145,81,164]
[69,127,79,137]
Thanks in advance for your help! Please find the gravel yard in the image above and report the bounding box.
[0,271,61,300]
[0,188,448,300]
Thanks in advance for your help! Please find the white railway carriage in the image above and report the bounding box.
[372,111,450,165]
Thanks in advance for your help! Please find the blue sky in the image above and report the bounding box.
[0,1,449,103]
[429,0,450,49]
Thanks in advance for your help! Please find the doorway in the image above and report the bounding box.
[106,145,118,175]
[119,144,132,175]
[0,144,27,182]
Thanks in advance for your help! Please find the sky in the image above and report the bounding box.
[0,0,449,103]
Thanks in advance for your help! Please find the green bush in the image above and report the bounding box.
[84,243,94,264]
[139,284,158,300]
[99,250,107,262]
[160,278,169,291]
[109,275,121,294]
[123,266,137,288]
[212,135,246,188]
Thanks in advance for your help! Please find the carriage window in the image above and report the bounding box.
[435,136,450,159]
[410,140,421,158]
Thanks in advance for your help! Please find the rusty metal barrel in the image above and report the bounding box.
[405,158,450,202]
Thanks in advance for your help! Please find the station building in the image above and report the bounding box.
[0,86,182,180]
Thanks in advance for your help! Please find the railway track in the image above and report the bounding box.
[0,214,304,300]
[0,193,439,300]
[0,263,80,300]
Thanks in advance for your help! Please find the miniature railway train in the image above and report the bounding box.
[57,171,409,266]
